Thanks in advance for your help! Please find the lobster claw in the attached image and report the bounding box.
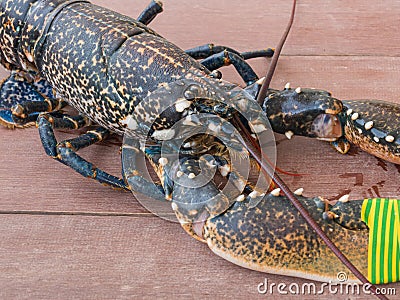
[262,87,343,140]
[201,194,377,283]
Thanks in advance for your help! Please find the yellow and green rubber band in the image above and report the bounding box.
[361,198,400,284]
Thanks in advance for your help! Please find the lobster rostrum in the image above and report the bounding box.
[0,0,398,291]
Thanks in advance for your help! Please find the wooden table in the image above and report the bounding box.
[1,0,399,299]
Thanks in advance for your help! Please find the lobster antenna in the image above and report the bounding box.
[256,0,296,105]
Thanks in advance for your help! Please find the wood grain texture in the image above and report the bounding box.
[0,0,399,299]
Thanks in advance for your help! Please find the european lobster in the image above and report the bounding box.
[2,1,398,296]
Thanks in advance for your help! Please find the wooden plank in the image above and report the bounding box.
[0,122,148,214]
[1,214,396,300]
[95,0,400,56]
[0,0,399,299]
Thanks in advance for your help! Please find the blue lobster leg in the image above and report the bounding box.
[186,44,242,59]
[137,0,163,25]
[186,45,273,86]
[37,113,129,190]
[0,71,65,128]
[185,44,273,60]
[241,49,275,60]
[200,51,260,86]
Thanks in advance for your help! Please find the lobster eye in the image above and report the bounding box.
[311,114,343,141]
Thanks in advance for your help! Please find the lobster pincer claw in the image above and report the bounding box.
[262,87,344,140]
[201,193,372,282]
[330,136,352,154]
[334,99,400,164]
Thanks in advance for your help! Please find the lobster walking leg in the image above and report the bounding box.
[241,49,275,59]
[137,0,163,25]
[186,45,273,84]
[0,71,66,128]
[185,44,273,59]
[37,113,129,190]
[11,98,65,119]
[201,51,259,85]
